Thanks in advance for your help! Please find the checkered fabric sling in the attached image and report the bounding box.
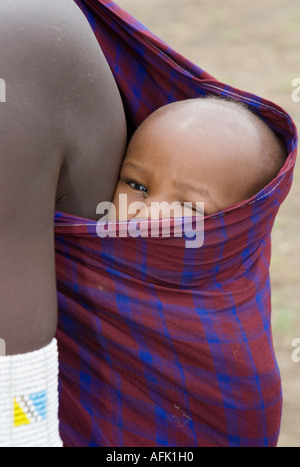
[54,0,298,447]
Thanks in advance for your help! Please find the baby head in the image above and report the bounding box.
[112,97,286,220]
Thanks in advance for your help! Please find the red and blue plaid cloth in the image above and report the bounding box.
[55,0,298,447]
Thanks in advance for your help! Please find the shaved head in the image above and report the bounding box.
[113,96,287,219]
[139,96,286,197]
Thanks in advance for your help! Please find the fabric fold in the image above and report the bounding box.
[55,0,298,447]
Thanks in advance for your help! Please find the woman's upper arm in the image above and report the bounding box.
[0,2,70,355]
[0,107,60,356]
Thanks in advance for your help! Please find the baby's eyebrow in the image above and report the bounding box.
[176,181,220,209]
[121,161,150,176]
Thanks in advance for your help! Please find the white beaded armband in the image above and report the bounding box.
[0,338,62,447]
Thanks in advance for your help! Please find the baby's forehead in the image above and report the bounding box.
[129,96,285,177]
[138,98,282,154]
[139,98,258,138]
[138,99,252,146]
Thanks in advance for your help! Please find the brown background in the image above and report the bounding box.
[116,0,300,447]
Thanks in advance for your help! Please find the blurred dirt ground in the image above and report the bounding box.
[117,0,300,447]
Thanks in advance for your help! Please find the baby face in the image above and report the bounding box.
[112,123,237,220]
[112,126,211,221]
[111,99,284,221]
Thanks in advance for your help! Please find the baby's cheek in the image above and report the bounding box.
[111,189,118,208]
[110,184,120,221]
[111,183,128,221]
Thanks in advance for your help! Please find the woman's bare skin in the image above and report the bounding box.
[0,0,127,355]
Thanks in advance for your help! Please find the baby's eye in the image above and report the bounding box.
[128,181,148,194]
[192,206,204,215]
[183,203,205,216]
